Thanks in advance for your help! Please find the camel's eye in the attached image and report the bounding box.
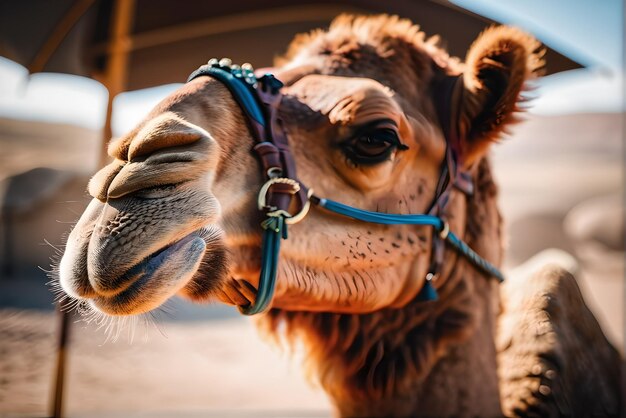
[341,123,408,166]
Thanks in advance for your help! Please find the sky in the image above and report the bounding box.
[453,0,622,70]
[0,0,622,135]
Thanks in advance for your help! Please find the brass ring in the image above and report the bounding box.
[257,177,300,211]
[257,178,312,225]
[285,188,314,225]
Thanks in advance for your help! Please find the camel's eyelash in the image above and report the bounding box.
[348,119,402,141]
[338,120,408,167]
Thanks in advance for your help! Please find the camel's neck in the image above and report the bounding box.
[331,271,502,417]
[259,158,504,417]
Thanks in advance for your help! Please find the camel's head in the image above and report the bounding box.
[59,15,542,316]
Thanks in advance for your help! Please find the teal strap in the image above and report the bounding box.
[317,198,444,229]
[445,232,504,282]
[240,197,504,316]
[317,197,504,282]
[416,279,439,302]
[239,216,287,315]
[187,65,265,126]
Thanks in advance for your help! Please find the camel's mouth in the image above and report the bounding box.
[86,231,209,316]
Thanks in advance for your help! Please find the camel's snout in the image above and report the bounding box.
[59,166,225,315]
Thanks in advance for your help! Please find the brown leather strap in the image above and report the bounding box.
[254,75,308,215]
[428,73,475,277]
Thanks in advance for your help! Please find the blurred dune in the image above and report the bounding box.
[0,112,623,416]
[0,118,100,181]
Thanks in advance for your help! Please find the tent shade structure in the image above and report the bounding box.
[2,0,582,91]
[1,0,584,163]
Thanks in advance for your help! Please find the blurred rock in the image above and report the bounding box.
[505,212,575,268]
[1,167,73,213]
[0,168,91,279]
[564,194,624,273]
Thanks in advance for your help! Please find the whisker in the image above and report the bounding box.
[42,239,63,253]
[148,310,168,339]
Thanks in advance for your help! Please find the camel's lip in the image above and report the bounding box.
[118,235,197,288]
[90,231,207,315]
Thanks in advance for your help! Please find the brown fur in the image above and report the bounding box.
[498,264,621,416]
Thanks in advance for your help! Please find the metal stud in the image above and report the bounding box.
[229,64,241,77]
[538,385,551,396]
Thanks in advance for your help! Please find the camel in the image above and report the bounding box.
[57,15,621,417]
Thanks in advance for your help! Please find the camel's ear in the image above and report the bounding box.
[452,26,544,164]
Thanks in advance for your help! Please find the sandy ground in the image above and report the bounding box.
[0,112,623,417]
[0,307,330,418]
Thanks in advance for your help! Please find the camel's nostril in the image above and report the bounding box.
[87,239,177,297]
[85,243,139,297]
[83,201,147,296]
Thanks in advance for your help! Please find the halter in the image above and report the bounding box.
[187,58,504,315]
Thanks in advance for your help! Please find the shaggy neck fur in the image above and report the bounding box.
[259,158,504,417]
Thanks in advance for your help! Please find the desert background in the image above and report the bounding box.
[0,1,623,417]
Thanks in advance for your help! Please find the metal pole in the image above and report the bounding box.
[50,304,71,418]
[1,207,14,278]
[100,0,136,167]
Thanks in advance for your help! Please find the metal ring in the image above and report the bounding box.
[266,167,283,178]
[439,222,450,239]
[285,188,314,225]
[257,177,301,211]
